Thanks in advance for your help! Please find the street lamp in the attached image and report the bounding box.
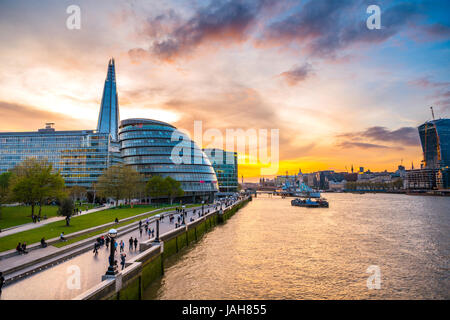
[201,200,205,216]
[154,214,160,243]
[105,228,118,277]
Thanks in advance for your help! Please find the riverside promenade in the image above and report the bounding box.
[0,202,226,300]
[0,204,112,238]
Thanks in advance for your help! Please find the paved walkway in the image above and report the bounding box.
[0,201,234,300]
[0,205,112,238]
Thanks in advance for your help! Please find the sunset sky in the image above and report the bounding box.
[0,0,449,181]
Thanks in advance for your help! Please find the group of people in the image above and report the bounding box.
[139,220,155,239]
[31,214,47,223]
[15,242,28,254]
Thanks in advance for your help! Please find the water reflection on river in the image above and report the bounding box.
[144,193,449,299]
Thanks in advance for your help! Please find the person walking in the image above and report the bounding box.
[120,253,126,270]
[139,227,143,237]
[133,238,138,251]
[139,220,142,228]
[105,236,110,249]
[93,242,99,256]
[120,240,125,252]
[129,237,133,251]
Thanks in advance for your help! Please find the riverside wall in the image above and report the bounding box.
[74,197,251,300]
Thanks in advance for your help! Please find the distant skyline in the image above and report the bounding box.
[1,0,449,181]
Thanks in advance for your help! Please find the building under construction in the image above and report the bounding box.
[405,110,450,190]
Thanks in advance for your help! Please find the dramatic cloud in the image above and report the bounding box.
[261,0,424,58]
[130,0,276,61]
[279,63,313,86]
[337,126,420,149]
[337,141,391,149]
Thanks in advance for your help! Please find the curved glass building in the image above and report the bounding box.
[119,118,218,202]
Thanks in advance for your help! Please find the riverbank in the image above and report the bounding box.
[74,197,251,300]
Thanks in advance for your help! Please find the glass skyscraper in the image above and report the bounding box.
[417,118,450,189]
[119,119,218,202]
[0,59,121,188]
[418,119,450,169]
[203,148,238,193]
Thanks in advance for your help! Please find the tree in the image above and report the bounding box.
[34,163,66,217]
[96,165,126,206]
[146,175,167,203]
[0,172,12,219]
[165,176,184,205]
[58,197,74,226]
[69,186,87,203]
[10,158,65,218]
[96,164,143,206]
[122,166,144,207]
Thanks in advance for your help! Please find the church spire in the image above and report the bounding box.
[97,58,119,141]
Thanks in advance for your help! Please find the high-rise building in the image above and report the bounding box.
[203,148,238,194]
[406,118,450,190]
[119,119,219,202]
[418,119,450,169]
[0,60,122,188]
[97,58,120,142]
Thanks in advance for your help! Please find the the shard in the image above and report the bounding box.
[97,58,120,141]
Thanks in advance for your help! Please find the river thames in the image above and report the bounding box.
[144,193,449,300]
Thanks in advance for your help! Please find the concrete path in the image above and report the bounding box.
[0,201,233,300]
[0,205,112,238]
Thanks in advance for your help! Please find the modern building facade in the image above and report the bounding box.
[0,59,121,188]
[119,119,219,202]
[408,118,450,190]
[418,119,450,169]
[203,148,238,194]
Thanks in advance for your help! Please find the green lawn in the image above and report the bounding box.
[0,204,200,252]
[0,203,97,230]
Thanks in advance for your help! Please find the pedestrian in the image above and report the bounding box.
[139,227,143,237]
[60,232,67,241]
[151,229,154,237]
[114,240,118,253]
[139,220,142,228]
[129,237,133,251]
[21,242,28,254]
[93,242,99,255]
[16,242,23,254]
[120,253,126,270]
[0,272,4,295]
[148,227,151,238]
[133,238,138,251]
[144,224,148,234]
[37,216,41,223]
[40,237,47,248]
[105,237,110,249]
[115,217,119,224]
[120,240,124,252]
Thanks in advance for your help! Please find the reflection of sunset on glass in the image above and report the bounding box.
[1,0,449,181]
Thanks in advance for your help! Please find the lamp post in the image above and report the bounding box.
[182,205,186,224]
[105,228,118,277]
[154,214,160,243]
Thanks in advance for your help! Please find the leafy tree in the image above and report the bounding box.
[34,163,65,217]
[10,158,65,218]
[69,186,87,203]
[146,175,167,203]
[96,165,126,206]
[165,176,184,205]
[58,197,74,226]
[0,172,12,219]
[122,166,144,207]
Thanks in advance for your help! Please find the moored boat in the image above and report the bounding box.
[291,198,329,208]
